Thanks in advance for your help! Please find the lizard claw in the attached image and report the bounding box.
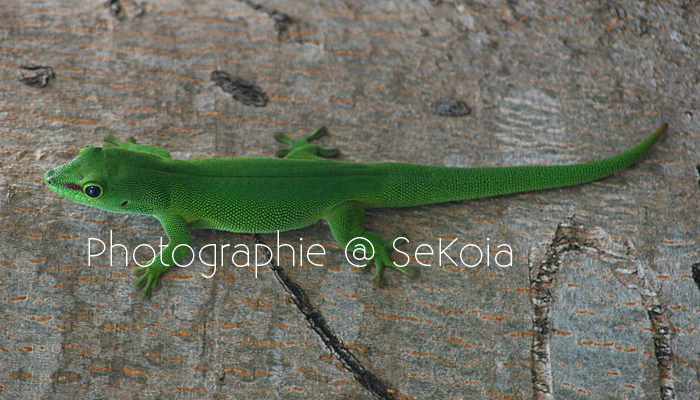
[366,243,417,287]
[132,266,147,275]
[274,126,339,159]
[104,135,137,147]
[132,267,162,299]
[305,126,329,141]
[370,261,416,287]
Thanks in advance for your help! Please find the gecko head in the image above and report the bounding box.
[45,146,144,213]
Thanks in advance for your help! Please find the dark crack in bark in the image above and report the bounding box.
[104,0,122,17]
[18,64,55,88]
[528,216,675,400]
[528,221,583,400]
[692,262,700,292]
[210,70,268,107]
[430,97,471,117]
[104,0,145,19]
[254,234,398,400]
[240,0,293,40]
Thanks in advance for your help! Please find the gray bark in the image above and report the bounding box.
[1,1,698,399]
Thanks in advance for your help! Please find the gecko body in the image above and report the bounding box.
[45,124,667,297]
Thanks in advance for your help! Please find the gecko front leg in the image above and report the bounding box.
[132,215,192,298]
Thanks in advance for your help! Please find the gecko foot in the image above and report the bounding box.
[360,235,417,286]
[132,266,163,299]
[103,135,172,158]
[274,126,339,158]
[104,135,137,147]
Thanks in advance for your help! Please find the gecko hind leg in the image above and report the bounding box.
[325,202,417,287]
[359,233,416,286]
[274,126,339,159]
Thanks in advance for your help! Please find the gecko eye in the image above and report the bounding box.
[82,183,103,198]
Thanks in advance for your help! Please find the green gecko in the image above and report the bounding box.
[45,124,667,298]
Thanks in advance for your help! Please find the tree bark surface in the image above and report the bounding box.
[1,1,698,399]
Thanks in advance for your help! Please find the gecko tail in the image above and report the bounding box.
[374,124,667,207]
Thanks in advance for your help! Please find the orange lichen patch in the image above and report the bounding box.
[345,344,367,352]
[107,84,145,90]
[336,291,361,299]
[168,127,202,134]
[224,367,253,376]
[257,341,283,348]
[122,367,147,376]
[329,97,353,104]
[374,310,421,322]
[0,130,42,141]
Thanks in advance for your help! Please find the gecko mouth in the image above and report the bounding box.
[44,169,83,199]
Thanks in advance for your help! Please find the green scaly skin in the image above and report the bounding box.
[44,124,668,298]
